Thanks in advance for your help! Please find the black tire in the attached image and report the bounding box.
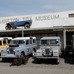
[20,52,25,64]
[2,58,7,62]
[20,52,28,64]
[20,52,25,58]
[24,24,30,29]
[34,58,42,64]
[5,26,11,30]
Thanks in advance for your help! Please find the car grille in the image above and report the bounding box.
[9,48,14,54]
[43,48,53,57]
[45,49,50,55]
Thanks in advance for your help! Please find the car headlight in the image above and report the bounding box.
[32,51,35,56]
[1,50,4,53]
[17,50,19,52]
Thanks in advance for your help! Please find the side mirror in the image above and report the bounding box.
[56,41,59,44]
[56,40,60,46]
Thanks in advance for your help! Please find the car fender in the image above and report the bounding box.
[53,49,59,56]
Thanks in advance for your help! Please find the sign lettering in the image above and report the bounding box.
[0,14,59,23]
[35,15,59,21]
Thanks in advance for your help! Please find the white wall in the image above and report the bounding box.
[0,10,74,30]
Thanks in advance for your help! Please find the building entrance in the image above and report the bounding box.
[66,31,74,53]
[66,32,74,46]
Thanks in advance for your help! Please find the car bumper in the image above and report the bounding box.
[33,56,59,59]
[1,54,17,58]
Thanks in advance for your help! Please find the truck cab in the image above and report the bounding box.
[33,36,61,64]
[1,37,37,60]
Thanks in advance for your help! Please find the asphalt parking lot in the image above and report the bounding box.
[0,55,74,74]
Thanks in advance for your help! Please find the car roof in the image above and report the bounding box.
[0,37,12,40]
[41,36,60,40]
[12,37,36,40]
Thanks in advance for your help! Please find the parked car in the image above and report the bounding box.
[64,35,74,55]
[5,20,32,30]
[0,37,12,54]
[32,36,61,64]
[1,37,37,61]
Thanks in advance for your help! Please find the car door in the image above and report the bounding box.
[26,40,30,55]
[29,39,33,54]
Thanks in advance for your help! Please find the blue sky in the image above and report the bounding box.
[0,0,74,17]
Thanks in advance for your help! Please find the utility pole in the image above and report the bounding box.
[22,29,24,37]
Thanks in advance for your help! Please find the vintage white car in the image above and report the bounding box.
[1,37,37,61]
[33,36,61,64]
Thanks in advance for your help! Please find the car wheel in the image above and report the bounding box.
[20,52,28,64]
[5,26,11,30]
[34,58,42,64]
[20,52,25,58]
[24,24,30,29]
[2,58,7,62]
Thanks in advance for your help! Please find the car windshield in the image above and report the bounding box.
[10,40,25,44]
[41,40,49,45]
[41,39,58,45]
[50,39,58,45]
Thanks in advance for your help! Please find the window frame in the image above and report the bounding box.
[26,40,29,45]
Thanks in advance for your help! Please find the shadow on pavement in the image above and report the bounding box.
[64,53,74,64]
[32,59,59,65]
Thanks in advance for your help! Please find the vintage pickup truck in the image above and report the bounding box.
[33,36,61,64]
[1,37,37,61]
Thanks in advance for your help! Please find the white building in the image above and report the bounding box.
[0,10,74,51]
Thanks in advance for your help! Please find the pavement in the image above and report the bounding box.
[0,55,74,74]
